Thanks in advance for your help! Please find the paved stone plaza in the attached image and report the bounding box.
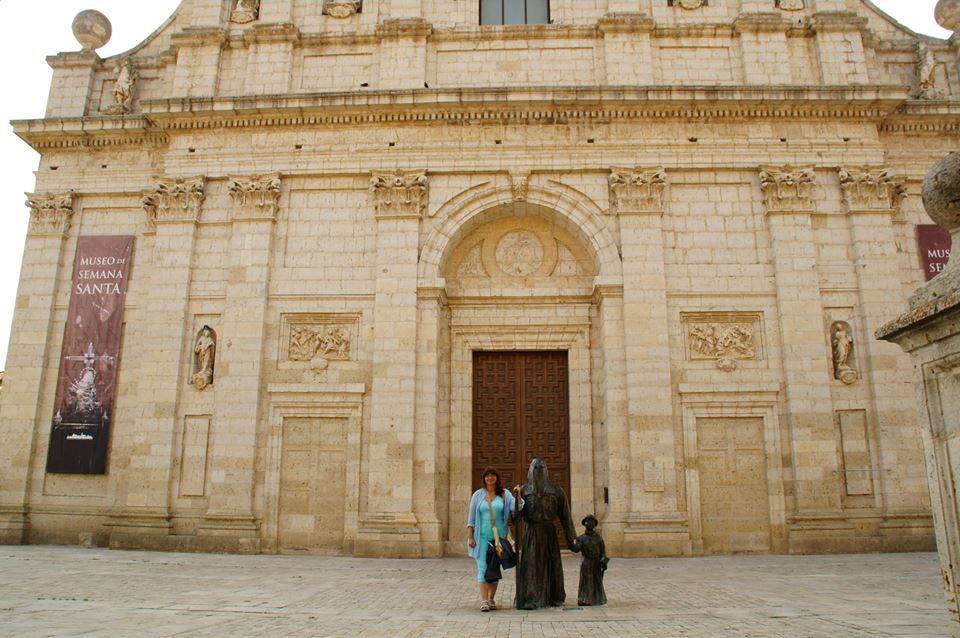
[0,547,951,637]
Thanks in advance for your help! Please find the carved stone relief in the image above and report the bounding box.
[26,191,74,235]
[759,166,817,212]
[672,0,706,9]
[370,170,428,218]
[777,0,804,10]
[142,176,206,226]
[495,230,544,277]
[456,244,487,278]
[230,0,260,24]
[838,167,905,212]
[609,168,667,214]
[831,321,859,385]
[191,326,217,391]
[282,314,359,380]
[684,313,762,372]
[229,173,282,220]
[323,0,362,18]
[102,58,138,115]
[511,173,530,202]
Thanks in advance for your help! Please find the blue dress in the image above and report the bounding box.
[475,495,508,583]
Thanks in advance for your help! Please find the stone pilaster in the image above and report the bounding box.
[0,193,73,544]
[376,19,430,90]
[242,23,299,95]
[171,27,228,98]
[598,14,654,85]
[355,170,427,557]
[592,284,629,553]
[812,11,870,85]
[734,13,792,85]
[108,178,204,548]
[412,285,447,558]
[198,173,282,553]
[609,168,688,555]
[840,168,918,512]
[45,52,99,118]
[760,167,844,545]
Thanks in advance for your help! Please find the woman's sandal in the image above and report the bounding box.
[480,599,491,612]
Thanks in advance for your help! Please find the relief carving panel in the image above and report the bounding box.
[281,314,360,379]
[683,312,763,372]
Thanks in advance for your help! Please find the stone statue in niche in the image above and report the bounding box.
[102,58,138,115]
[914,45,941,100]
[191,326,216,391]
[688,323,757,372]
[230,0,260,24]
[831,322,859,385]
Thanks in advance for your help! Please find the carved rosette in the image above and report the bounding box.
[228,173,282,220]
[839,168,906,213]
[370,170,428,218]
[759,166,817,212]
[323,0,362,18]
[142,176,206,227]
[26,191,74,236]
[609,168,667,214]
[230,0,259,24]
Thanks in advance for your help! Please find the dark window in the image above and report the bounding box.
[481,0,549,25]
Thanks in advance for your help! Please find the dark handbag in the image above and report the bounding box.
[484,542,503,583]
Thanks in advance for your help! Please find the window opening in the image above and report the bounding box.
[480,0,550,25]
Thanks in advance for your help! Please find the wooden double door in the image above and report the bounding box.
[472,351,571,504]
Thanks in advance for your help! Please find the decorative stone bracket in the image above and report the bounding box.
[26,191,74,236]
[839,167,906,213]
[370,170,428,218]
[228,173,282,220]
[142,176,206,227]
[759,166,817,212]
[608,168,667,214]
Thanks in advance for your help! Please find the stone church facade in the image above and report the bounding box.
[0,0,956,557]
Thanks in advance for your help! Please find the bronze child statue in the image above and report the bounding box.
[576,515,608,606]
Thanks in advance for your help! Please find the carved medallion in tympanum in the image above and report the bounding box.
[495,230,544,277]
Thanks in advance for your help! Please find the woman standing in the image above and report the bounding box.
[467,467,516,612]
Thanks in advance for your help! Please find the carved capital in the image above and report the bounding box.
[370,170,428,219]
[26,191,74,236]
[839,167,905,213]
[324,0,362,18]
[609,168,666,215]
[142,176,205,226]
[759,166,817,213]
[229,173,282,221]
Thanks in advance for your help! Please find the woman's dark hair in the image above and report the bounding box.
[481,467,504,497]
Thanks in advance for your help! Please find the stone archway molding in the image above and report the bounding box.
[419,179,623,283]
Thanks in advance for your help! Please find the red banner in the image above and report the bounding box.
[918,225,952,282]
[46,236,134,474]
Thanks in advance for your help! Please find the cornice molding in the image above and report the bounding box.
[242,22,300,46]
[597,13,655,35]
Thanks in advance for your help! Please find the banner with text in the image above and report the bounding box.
[46,236,134,474]
[918,225,952,282]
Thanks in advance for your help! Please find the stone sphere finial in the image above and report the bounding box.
[71,10,112,52]
[923,153,960,234]
[936,0,960,32]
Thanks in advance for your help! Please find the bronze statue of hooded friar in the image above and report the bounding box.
[513,458,580,610]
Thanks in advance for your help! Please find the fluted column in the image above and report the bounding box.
[609,168,688,555]
[0,193,74,543]
[109,178,204,547]
[760,167,843,544]
[199,174,281,553]
[355,170,427,557]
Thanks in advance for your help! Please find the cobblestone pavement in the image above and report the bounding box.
[0,547,951,637]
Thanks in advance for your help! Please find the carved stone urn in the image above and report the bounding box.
[936,0,960,32]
